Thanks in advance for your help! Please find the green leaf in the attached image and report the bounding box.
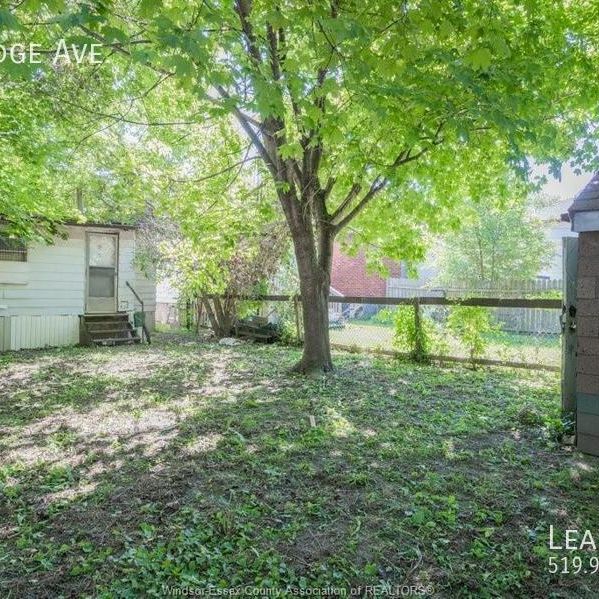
[278,142,302,160]
[139,0,163,18]
[100,25,129,44]
[167,55,194,77]
[439,19,453,39]
[465,47,493,70]
[0,9,20,31]
[44,0,66,9]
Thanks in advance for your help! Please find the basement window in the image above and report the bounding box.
[0,234,27,262]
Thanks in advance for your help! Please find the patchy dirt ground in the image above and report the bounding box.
[1,333,598,597]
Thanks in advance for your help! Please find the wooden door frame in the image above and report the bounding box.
[85,231,119,313]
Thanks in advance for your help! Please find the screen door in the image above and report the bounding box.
[86,233,118,313]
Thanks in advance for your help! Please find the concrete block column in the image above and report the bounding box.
[569,174,599,454]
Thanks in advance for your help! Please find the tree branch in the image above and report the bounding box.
[323,177,336,199]
[169,155,260,184]
[332,176,385,232]
[216,85,278,178]
[330,121,445,231]
[235,0,263,66]
[266,23,281,80]
[330,183,362,222]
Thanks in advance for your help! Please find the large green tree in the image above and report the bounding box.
[0,67,158,236]
[0,81,73,238]
[8,0,599,372]
[436,199,554,290]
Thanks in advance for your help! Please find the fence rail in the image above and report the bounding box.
[385,280,563,335]
[387,277,562,298]
[250,294,561,309]
[258,294,562,372]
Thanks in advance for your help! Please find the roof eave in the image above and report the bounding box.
[62,221,138,231]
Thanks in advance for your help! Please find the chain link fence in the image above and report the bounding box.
[329,299,561,371]
[159,294,562,372]
[262,295,562,372]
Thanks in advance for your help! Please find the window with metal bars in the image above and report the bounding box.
[0,234,27,262]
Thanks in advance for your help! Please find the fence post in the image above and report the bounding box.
[562,237,578,415]
[413,297,425,361]
[185,300,192,331]
[195,300,201,333]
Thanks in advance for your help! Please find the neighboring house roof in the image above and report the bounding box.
[569,172,599,214]
[62,221,138,230]
[0,217,138,231]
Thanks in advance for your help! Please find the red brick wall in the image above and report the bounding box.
[330,244,401,297]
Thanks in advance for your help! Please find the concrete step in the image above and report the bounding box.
[90,330,133,340]
[84,313,129,322]
[94,337,140,346]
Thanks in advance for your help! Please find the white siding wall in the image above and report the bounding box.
[0,227,86,316]
[4,315,80,350]
[0,227,85,350]
[0,225,156,350]
[116,230,136,312]
[115,230,156,328]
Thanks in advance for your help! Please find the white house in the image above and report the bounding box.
[0,222,156,351]
[155,277,180,326]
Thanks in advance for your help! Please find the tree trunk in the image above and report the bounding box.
[290,223,334,375]
[293,266,333,374]
[202,296,235,338]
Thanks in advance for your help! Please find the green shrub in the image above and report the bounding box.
[279,317,301,346]
[372,307,395,325]
[447,306,496,365]
[275,298,302,346]
[391,305,447,362]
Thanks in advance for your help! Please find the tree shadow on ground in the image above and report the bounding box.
[1,338,598,598]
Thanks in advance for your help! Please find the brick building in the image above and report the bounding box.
[330,244,401,297]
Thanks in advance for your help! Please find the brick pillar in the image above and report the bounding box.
[569,173,599,455]
[576,232,599,454]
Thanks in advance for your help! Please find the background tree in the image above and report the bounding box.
[0,61,162,236]
[0,81,74,239]
[436,200,554,290]
[140,216,287,338]
[8,1,599,373]
[131,116,287,336]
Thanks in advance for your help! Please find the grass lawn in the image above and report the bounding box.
[330,322,561,368]
[0,333,597,597]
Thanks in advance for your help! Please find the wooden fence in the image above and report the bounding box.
[387,277,562,298]
[386,279,562,334]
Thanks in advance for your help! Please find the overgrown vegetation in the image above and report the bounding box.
[0,334,595,596]
[377,305,503,366]
[447,306,498,365]
[380,305,446,362]
[6,1,599,372]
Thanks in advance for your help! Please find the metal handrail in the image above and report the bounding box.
[126,280,151,344]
